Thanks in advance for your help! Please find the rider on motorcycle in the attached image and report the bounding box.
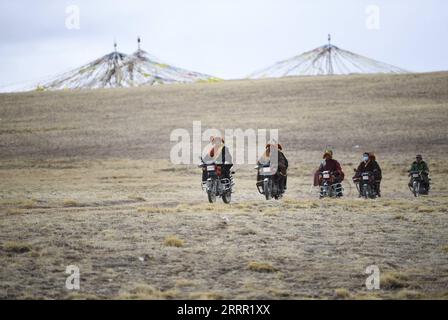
[314,149,344,195]
[353,152,382,197]
[257,142,288,193]
[408,154,430,190]
[201,136,233,183]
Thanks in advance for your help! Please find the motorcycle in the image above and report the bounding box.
[408,170,430,197]
[255,163,285,200]
[318,170,343,198]
[199,158,234,203]
[354,171,378,199]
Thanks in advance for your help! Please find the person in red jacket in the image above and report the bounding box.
[353,152,382,197]
[314,149,345,187]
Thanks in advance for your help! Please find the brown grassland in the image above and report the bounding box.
[0,72,447,299]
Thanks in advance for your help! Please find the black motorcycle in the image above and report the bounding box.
[199,158,234,203]
[318,170,343,198]
[354,171,378,199]
[408,170,430,197]
[255,163,285,200]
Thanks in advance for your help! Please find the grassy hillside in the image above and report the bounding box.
[0,72,447,299]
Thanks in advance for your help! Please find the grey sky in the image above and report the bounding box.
[0,0,447,90]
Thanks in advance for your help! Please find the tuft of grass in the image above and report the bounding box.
[66,293,101,300]
[137,207,180,214]
[164,236,184,248]
[2,241,32,254]
[119,285,180,300]
[22,199,38,209]
[238,229,257,236]
[4,209,23,216]
[381,272,409,290]
[395,289,423,300]
[175,279,196,288]
[352,292,382,300]
[418,206,435,213]
[248,261,277,273]
[268,288,291,298]
[334,288,351,299]
[441,245,448,253]
[128,195,146,202]
[63,199,79,207]
[310,202,320,208]
[189,292,224,300]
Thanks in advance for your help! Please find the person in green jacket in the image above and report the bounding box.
[408,154,430,190]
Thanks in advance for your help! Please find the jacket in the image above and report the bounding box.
[410,161,429,173]
[356,159,382,179]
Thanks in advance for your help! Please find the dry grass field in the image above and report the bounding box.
[1,72,448,299]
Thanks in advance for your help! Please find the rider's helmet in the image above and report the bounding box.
[416,154,422,162]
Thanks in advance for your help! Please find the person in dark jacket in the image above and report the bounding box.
[408,154,430,190]
[353,152,382,197]
[257,143,288,192]
[314,149,345,186]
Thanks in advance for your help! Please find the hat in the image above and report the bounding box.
[211,136,225,144]
[323,149,333,158]
[266,143,283,151]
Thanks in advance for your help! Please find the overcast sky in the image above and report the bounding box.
[0,0,447,90]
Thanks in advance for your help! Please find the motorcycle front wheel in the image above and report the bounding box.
[413,181,420,197]
[207,180,217,203]
[264,179,272,200]
[207,191,216,203]
[362,185,369,199]
[319,186,327,198]
[222,191,231,204]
